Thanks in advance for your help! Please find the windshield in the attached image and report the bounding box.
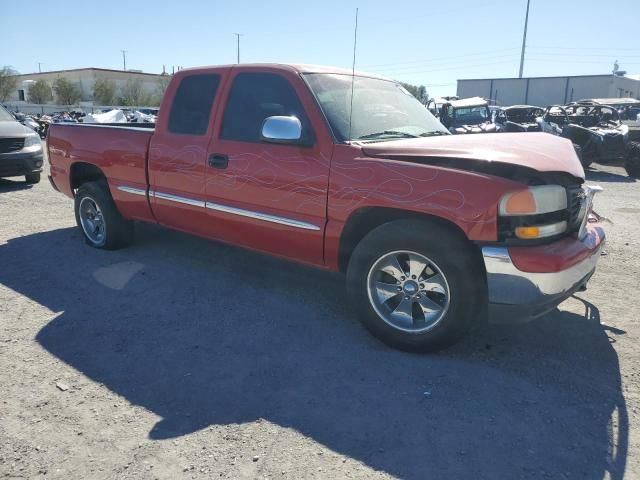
[505,107,543,122]
[303,73,448,142]
[452,106,490,126]
[0,105,16,122]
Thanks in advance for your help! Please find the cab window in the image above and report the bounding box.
[220,72,312,143]
[168,74,221,135]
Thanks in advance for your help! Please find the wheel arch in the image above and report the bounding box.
[69,162,108,194]
[337,207,483,274]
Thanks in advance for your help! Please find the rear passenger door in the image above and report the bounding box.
[148,71,225,237]
[204,69,332,264]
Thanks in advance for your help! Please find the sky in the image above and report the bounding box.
[2,0,639,97]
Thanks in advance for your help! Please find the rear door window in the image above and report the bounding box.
[220,72,312,143]
[168,74,221,135]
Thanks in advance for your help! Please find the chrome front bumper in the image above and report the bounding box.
[482,239,604,322]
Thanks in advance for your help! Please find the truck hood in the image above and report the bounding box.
[360,132,585,180]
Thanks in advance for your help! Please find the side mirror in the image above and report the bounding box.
[261,116,304,145]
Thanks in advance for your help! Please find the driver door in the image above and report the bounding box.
[203,68,332,265]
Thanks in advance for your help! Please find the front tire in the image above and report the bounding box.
[74,181,134,250]
[347,219,485,352]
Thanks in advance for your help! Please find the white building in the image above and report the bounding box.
[457,73,640,106]
[7,67,169,107]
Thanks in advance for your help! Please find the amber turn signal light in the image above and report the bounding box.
[515,221,567,240]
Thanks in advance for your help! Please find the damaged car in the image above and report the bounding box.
[574,98,640,121]
[426,96,459,118]
[537,104,640,176]
[438,97,497,134]
[495,105,544,132]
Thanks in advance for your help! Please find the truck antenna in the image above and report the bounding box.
[347,7,359,143]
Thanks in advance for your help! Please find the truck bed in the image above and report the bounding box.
[47,122,154,202]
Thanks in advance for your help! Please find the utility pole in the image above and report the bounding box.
[37,62,42,73]
[233,33,243,64]
[518,0,531,78]
[120,50,128,71]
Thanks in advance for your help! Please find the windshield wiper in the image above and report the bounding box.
[357,130,420,140]
[419,130,449,136]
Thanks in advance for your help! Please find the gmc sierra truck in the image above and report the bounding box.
[47,64,605,352]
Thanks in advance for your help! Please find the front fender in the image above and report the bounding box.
[323,146,525,270]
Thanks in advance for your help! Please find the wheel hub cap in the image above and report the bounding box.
[403,281,418,295]
[366,250,451,333]
[79,197,106,245]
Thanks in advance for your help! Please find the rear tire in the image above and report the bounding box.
[346,219,485,352]
[625,142,640,179]
[74,181,134,250]
[25,172,41,184]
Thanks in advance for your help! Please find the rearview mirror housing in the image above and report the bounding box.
[261,116,305,145]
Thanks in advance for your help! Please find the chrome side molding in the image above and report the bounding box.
[116,185,147,196]
[152,190,206,208]
[118,183,320,231]
[204,200,320,231]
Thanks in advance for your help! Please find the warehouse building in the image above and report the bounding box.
[457,73,640,106]
[6,67,168,106]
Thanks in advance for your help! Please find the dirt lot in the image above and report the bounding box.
[1,159,639,480]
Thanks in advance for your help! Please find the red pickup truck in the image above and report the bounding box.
[47,64,605,352]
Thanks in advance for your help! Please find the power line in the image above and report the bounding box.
[362,1,491,28]
[369,54,520,74]
[424,83,456,87]
[374,59,519,76]
[525,52,640,58]
[360,48,520,69]
[525,57,640,65]
[529,45,640,51]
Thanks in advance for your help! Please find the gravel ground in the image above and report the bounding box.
[1,158,639,480]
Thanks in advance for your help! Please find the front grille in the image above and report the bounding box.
[566,185,586,233]
[0,137,25,153]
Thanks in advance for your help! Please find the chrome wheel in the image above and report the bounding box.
[79,196,106,246]
[366,250,450,333]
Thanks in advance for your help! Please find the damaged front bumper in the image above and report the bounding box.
[482,223,605,322]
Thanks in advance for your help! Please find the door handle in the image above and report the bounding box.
[208,153,229,169]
